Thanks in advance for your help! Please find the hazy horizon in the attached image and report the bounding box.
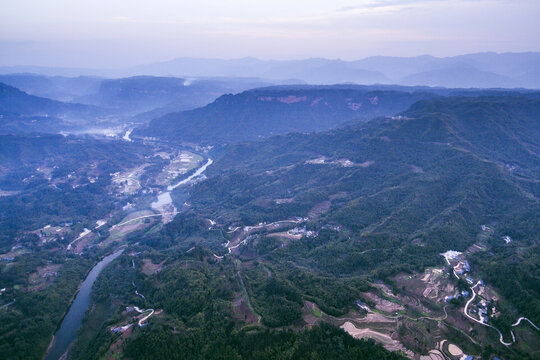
[2,51,539,71]
[1,0,539,68]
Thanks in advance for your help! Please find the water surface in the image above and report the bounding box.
[44,249,124,360]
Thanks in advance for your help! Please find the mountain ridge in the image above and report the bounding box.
[2,52,539,88]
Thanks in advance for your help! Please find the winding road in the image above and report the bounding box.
[133,306,154,327]
[132,281,146,302]
[463,281,540,346]
[512,317,540,331]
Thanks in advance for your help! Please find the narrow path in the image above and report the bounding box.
[380,305,448,322]
[235,262,261,324]
[0,299,15,310]
[132,281,146,302]
[226,226,241,234]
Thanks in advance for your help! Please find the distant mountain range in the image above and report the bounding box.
[0,74,272,115]
[1,52,539,89]
[135,84,540,144]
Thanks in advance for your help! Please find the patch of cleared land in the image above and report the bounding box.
[141,258,165,275]
[111,165,149,194]
[448,343,463,357]
[307,200,331,218]
[34,224,70,243]
[154,151,203,187]
[101,210,156,247]
[340,321,414,357]
[27,264,62,291]
[232,294,259,324]
[362,291,404,313]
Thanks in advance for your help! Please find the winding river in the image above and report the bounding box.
[44,157,213,359]
[44,248,124,360]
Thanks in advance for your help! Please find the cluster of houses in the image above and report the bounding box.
[41,271,57,278]
[110,323,133,333]
[453,260,480,285]
[355,299,370,312]
[288,226,318,238]
[321,224,342,232]
[110,306,149,333]
[454,260,470,275]
[476,300,490,323]
[444,289,469,303]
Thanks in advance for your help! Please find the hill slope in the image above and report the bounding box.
[0,82,104,134]
[135,86,439,143]
[177,95,539,326]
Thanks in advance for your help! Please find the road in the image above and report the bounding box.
[133,306,154,327]
[381,305,448,322]
[464,281,513,346]
[132,281,146,301]
[0,299,15,310]
[512,317,540,331]
[67,228,91,250]
[242,219,302,232]
[111,212,179,229]
[221,218,304,255]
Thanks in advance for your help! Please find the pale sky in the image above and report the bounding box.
[1,0,539,67]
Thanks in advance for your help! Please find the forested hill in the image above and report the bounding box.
[134,86,439,144]
[0,82,101,118]
[401,96,540,179]
[0,82,106,134]
[209,96,540,178]
[178,95,539,323]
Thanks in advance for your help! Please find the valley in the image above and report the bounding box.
[0,79,539,360]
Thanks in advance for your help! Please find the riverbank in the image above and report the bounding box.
[43,248,125,360]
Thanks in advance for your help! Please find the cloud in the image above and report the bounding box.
[336,0,448,12]
[103,16,178,25]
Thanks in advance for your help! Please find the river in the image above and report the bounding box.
[44,248,125,360]
[167,157,213,191]
[151,157,213,217]
[45,157,213,359]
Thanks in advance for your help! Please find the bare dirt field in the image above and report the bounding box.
[448,343,463,357]
[266,231,301,240]
[142,258,165,275]
[340,321,414,357]
[362,291,404,313]
[302,301,323,327]
[27,264,62,291]
[307,201,331,218]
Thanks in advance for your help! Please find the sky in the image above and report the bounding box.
[1,0,539,68]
